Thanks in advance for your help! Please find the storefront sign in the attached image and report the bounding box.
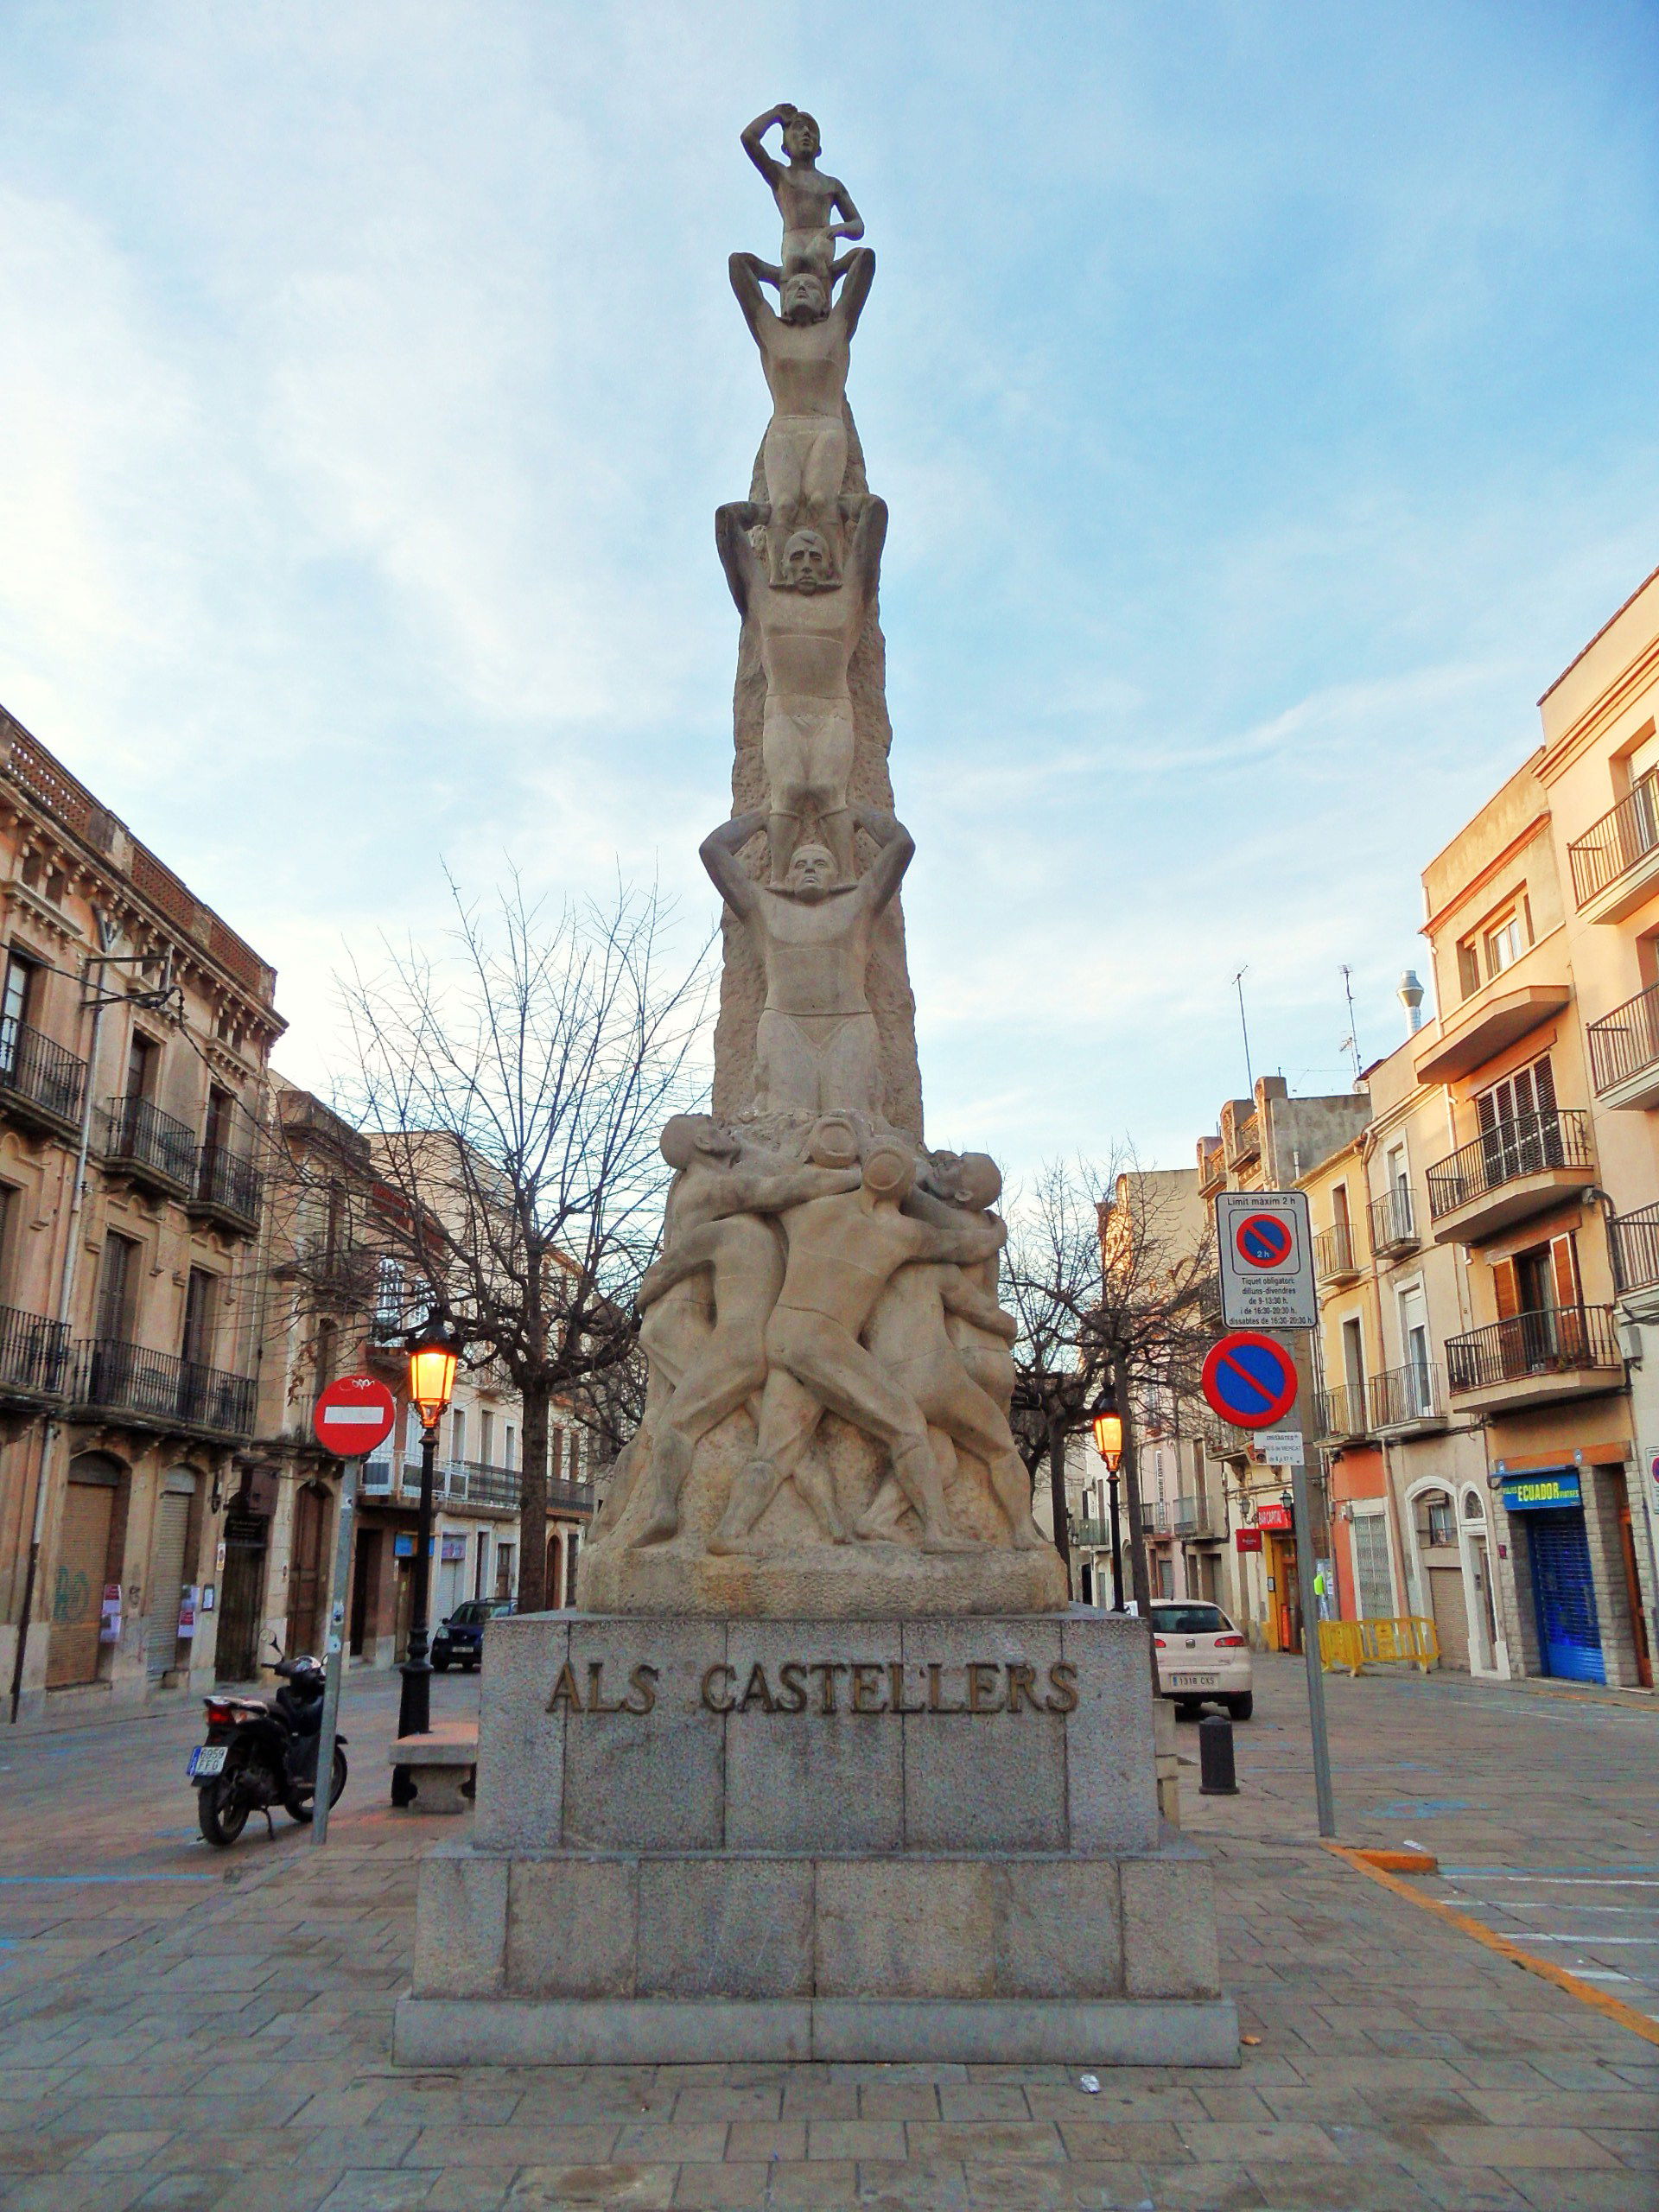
[1501,1471,1581,1512]
[1235,1527,1263,1553]
[1256,1503,1294,1530]
[440,1533,467,1562]
[394,1532,415,1558]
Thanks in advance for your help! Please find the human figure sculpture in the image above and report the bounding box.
[715,493,887,884]
[622,1115,863,1546]
[728,245,875,589]
[740,104,865,290]
[859,1155,1049,1551]
[700,806,912,1119]
[709,1139,1005,1557]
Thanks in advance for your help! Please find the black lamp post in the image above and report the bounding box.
[1092,1407,1124,1613]
[394,1313,461,1785]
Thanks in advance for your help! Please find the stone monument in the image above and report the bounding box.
[396,107,1236,2069]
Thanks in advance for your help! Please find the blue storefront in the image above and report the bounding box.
[1500,1468,1604,1684]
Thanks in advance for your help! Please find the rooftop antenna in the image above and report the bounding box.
[1339,964,1362,1083]
[1231,967,1255,1097]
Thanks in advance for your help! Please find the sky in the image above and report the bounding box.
[3,2,1658,1179]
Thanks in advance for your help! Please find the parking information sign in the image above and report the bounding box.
[1215,1190,1316,1332]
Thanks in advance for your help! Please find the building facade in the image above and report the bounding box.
[0,706,282,1721]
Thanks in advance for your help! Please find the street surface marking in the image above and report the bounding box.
[1324,1842,1659,2048]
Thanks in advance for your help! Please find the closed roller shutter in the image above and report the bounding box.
[146,1491,191,1680]
[1528,1508,1605,1684]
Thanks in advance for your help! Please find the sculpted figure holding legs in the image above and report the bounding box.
[860,1154,1050,1551]
[624,1116,862,1546]
[741,104,864,289]
[728,245,875,594]
[709,1141,1004,1557]
[716,492,886,884]
[701,806,912,1120]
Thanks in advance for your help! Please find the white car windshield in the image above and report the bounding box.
[1150,1604,1230,1636]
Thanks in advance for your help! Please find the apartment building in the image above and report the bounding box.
[1535,563,1659,1686]
[1299,1031,1503,1675]
[0,706,283,1721]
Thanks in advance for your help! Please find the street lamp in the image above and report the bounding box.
[1091,1407,1125,1612]
[394,1312,462,1782]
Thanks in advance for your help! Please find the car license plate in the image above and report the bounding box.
[188,1745,227,1778]
[1172,1673,1217,1688]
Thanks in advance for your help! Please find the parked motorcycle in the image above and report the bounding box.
[189,1644,347,1847]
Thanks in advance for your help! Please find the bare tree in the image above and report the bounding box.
[329,872,711,1612]
[1004,1154,1214,1618]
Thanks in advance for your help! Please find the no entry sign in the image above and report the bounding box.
[1215,1191,1316,1331]
[1200,1331,1300,1430]
[313,1373,397,1459]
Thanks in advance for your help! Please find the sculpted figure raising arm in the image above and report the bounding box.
[740,104,864,287]
[701,807,913,1118]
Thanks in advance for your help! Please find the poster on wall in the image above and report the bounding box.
[99,1585,122,1643]
[177,1586,198,1639]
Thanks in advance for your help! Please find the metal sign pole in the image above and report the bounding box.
[311,1458,359,1849]
[1288,1435,1336,1839]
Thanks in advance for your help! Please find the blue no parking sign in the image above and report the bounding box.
[1200,1331,1300,1429]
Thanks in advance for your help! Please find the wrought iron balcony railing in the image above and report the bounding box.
[1368,1360,1445,1429]
[0,1304,68,1396]
[1426,1109,1592,1222]
[1612,1202,1659,1296]
[1567,770,1659,908]
[1446,1305,1620,1395]
[1314,1222,1358,1281]
[71,1338,257,1437]
[0,1015,87,1130]
[1587,979,1659,1097]
[1315,1382,1370,1441]
[1368,1186,1418,1253]
[100,1094,199,1190]
[191,1145,263,1229]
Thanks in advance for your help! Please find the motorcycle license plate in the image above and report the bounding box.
[1172,1674,1217,1688]
[188,1745,227,1779]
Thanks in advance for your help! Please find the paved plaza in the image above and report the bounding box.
[0,1657,1654,2211]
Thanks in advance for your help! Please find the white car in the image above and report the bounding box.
[1151,1601,1253,1720]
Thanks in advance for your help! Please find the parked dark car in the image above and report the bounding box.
[431,1597,514,1671]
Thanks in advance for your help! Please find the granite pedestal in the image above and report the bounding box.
[397,1609,1238,2067]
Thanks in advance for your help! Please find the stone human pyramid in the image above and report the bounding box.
[583,107,1068,1617]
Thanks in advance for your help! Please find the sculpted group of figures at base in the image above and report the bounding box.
[725,105,882,890]
[596,1112,1049,1564]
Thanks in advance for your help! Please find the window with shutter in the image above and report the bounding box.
[1492,1257,1520,1319]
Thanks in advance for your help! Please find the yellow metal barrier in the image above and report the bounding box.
[1319,1616,1440,1676]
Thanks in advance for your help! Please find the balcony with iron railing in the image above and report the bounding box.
[188,1146,264,1235]
[1313,1382,1370,1444]
[0,1015,87,1137]
[1200,1410,1256,1460]
[70,1338,257,1438]
[1425,1108,1595,1243]
[357,1456,596,1516]
[1445,1304,1622,1414]
[1071,1517,1113,1548]
[1612,1202,1659,1298]
[99,1095,198,1198]
[1587,978,1659,1111]
[0,1305,68,1399]
[1368,1186,1419,1258]
[1170,1491,1221,1539]
[1313,1221,1362,1287]
[1367,1359,1447,1433]
[1567,769,1659,919]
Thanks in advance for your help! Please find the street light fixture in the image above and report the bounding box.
[1090,1403,1125,1612]
[393,1311,463,1790]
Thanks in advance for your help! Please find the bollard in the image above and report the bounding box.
[1198,1712,1238,1796]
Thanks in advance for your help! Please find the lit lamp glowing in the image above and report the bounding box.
[393,1313,464,1777]
[1090,1406,1125,1611]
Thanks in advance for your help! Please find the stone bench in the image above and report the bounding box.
[389,1724,479,1814]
